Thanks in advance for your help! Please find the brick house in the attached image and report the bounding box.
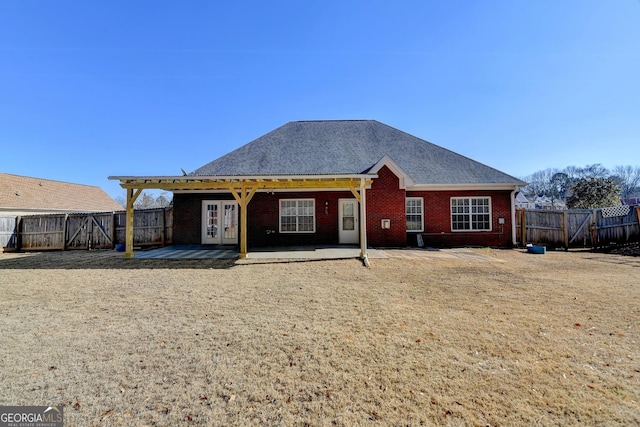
[111,120,525,258]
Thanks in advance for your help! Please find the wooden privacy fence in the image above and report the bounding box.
[1,208,172,251]
[0,215,17,249]
[516,205,640,249]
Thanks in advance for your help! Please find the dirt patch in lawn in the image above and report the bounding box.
[0,249,639,426]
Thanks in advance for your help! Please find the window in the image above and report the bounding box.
[280,199,315,233]
[406,197,424,232]
[451,197,491,231]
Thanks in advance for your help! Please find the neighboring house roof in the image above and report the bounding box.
[0,173,122,214]
[515,192,536,209]
[515,192,529,202]
[192,120,525,187]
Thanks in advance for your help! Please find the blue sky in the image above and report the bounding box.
[1,1,639,199]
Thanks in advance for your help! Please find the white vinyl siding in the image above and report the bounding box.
[280,199,315,233]
[406,197,424,232]
[451,197,491,231]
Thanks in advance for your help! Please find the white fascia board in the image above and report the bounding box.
[369,155,414,189]
[407,183,521,191]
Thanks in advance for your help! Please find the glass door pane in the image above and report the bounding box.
[207,204,219,239]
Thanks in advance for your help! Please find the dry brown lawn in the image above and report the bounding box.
[0,248,639,426]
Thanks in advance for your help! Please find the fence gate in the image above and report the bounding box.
[567,211,593,247]
[66,213,114,250]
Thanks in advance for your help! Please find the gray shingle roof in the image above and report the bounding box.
[192,120,524,186]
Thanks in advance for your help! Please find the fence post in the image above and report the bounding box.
[591,209,598,249]
[520,209,527,246]
[110,212,116,249]
[62,214,69,251]
[15,216,22,251]
[563,211,569,250]
[88,214,93,250]
[161,207,166,247]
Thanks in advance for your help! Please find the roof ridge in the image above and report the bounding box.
[0,172,103,189]
[293,119,375,123]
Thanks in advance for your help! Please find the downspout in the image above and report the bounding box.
[510,188,517,247]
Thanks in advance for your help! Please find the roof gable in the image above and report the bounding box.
[0,173,122,213]
[369,155,413,189]
[192,120,525,186]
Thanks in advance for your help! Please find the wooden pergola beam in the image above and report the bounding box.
[111,175,375,260]
[116,178,371,192]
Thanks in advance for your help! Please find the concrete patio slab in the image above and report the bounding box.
[134,245,238,259]
[132,245,501,262]
[246,246,388,260]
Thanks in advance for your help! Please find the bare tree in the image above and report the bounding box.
[115,195,126,209]
[115,191,173,209]
[521,168,559,197]
[550,172,570,204]
[577,164,610,179]
[611,165,640,204]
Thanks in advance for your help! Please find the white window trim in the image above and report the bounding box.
[450,196,492,232]
[406,197,424,232]
[279,198,316,233]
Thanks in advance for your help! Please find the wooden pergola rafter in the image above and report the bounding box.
[109,174,375,261]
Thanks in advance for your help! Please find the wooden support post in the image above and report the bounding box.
[229,184,257,259]
[239,211,247,258]
[124,188,142,258]
[359,178,368,263]
[239,186,248,259]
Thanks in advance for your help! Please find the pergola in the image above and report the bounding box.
[108,174,376,261]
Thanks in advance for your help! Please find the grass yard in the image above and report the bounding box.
[0,248,639,426]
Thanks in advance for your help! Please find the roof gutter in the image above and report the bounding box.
[407,183,524,191]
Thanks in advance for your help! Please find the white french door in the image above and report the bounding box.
[338,198,359,244]
[202,201,238,245]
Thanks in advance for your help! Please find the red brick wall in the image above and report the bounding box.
[172,193,237,245]
[173,191,356,247]
[366,166,407,247]
[171,177,515,248]
[248,191,354,247]
[408,189,514,247]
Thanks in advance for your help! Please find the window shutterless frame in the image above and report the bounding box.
[450,197,492,231]
[406,197,424,232]
[279,199,316,233]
